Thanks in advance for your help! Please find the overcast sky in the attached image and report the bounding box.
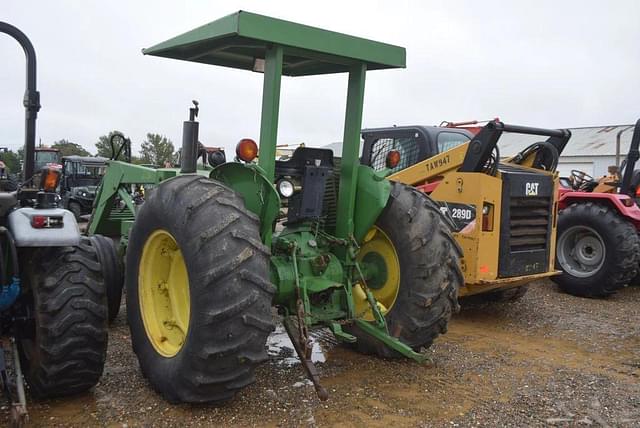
[1,0,639,157]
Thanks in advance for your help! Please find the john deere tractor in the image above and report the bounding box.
[360,121,571,300]
[1,22,113,425]
[88,11,462,403]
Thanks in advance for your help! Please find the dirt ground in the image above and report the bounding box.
[4,280,639,427]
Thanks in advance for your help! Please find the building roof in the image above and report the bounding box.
[143,11,406,76]
[497,124,636,157]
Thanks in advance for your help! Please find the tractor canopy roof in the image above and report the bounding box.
[142,10,406,76]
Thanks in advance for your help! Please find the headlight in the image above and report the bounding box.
[277,179,295,198]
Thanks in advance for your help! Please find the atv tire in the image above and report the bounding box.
[17,238,108,399]
[347,182,463,357]
[68,201,82,222]
[126,175,275,403]
[90,234,124,323]
[553,202,640,297]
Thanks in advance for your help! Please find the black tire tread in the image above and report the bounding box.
[68,201,82,221]
[127,175,275,404]
[90,234,124,323]
[348,182,462,357]
[18,239,108,399]
[553,202,640,297]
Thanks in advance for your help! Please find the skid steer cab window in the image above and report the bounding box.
[437,132,470,153]
[370,136,420,173]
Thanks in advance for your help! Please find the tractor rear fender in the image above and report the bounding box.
[8,207,80,247]
[558,191,640,227]
[210,162,280,244]
[354,165,392,243]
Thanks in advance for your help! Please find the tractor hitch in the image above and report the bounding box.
[283,318,329,401]
[0,338,28,427]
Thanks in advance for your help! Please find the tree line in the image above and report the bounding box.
[0,131,175,174]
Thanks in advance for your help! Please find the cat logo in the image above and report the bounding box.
[525,182,540,196]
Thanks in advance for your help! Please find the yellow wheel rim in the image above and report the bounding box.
[138,230,190,357]
[354,226,401,321]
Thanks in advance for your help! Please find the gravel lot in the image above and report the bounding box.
[4,280,639,427]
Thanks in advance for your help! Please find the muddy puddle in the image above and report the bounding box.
[266,324,329,366]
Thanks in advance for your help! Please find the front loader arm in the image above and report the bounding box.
[88,161,178,237]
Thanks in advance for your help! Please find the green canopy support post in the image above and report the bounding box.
[335,63,367,241]
[258,45,283,182]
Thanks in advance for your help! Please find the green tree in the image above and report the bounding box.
[51,139,91,157]
[95,130,126,159]
[0,150,21,174]
[139,133,174,166]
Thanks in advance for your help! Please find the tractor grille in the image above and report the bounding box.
[508,196,551,252]
[321,158,340,234]
[497,167,554,278]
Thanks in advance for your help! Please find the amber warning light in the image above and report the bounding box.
[41,167,61,192]
[236,139,258,162]
[386,150,401,169]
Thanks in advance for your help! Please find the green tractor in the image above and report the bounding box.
[89,11,462,403]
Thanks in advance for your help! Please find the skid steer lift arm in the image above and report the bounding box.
[461,120,571,173]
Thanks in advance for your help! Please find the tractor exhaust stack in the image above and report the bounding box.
[180,100,199,173]
[0,22,41,183]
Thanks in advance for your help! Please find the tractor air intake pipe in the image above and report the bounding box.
[0,22,40,183]
[180,100,200,174]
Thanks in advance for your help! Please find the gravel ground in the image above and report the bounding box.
[3,280,639,427]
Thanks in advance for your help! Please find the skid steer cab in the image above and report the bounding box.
[361,120,571,300]
[88,11,463,405]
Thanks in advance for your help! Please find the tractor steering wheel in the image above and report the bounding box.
[570,169,594,190]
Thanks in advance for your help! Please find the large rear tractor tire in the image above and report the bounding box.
[553,202,640,297]
[17,238,108,398]
[347,182,463,357]
[90,234,124,323]
[126,175,275,403]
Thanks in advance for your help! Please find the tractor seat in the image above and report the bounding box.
[580,181,599,192]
